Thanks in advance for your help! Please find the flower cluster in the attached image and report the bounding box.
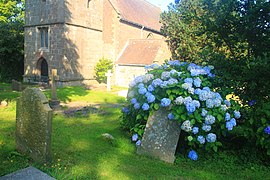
[122,60,241,161]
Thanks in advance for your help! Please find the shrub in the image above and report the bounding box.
[94,58,113,83]
[121,60,241,160]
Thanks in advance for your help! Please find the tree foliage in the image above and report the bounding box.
[0,0,25,81]
[161,0,270,155]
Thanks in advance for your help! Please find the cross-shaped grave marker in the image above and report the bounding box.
[49,69,60,108]
[105,70,112,91]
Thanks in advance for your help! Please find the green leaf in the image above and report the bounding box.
[154,103,159,110]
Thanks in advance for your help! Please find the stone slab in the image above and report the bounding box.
[137,108,181,163]
[0,166,55,180]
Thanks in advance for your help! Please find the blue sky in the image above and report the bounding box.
[146,0,175,11]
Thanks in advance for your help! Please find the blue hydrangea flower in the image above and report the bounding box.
[205,115,216,125]
[184,96,192,105]
[134,75,144,84]
[206,133,217,142]
[182,82,192,90]
[161,98,171,107]
[221,105,227,111]
[146,94,155,103]
[264,126,270,135]
[194,88,202,95]
[248,100,256,106]
[188,87,195,94]
[192,100,200,108]
[234,110,241,119]
[181,120,192,132]
[202,124,211,132]
[142,103,150,111]
[188,150,198,161]
[131,98,137,104]
[175,96,184,105]
[136,140,141,146]
[186,103,196,113]
[224,100,231,107]
[193,77,202,87]
[168,60,181,66]
[192,127,199,134]
[226,121,234,131]
[161,71,171,80]
[225,113,230,121]
[168,78,178,85]
[132,134,138,141]
[138,83,144,88]
[138,87,147,95]
[160,81,169,88]
[122,107,130,114]
[170,69,177,75]
[201,108,208,117]
[230,118,237,126]
[147,84,155,92]
[134,103,140,110]
[206,99,214,108]
[168,112,175,120]
[197,135,206,144]
[184,78,193,84]
[213,98,222,107]
[203,87,211,92]
[152,78,163,87]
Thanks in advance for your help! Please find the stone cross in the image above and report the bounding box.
[49,69,60,108]
[16,88,52,163]
[137,108,181,163]
[105,70,112,91]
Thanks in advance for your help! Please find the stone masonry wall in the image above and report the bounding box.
[115,65,147,87]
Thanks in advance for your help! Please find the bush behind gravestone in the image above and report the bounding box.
[94,58,113,83]
[121,60,241,160]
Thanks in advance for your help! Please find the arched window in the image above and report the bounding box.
[87,0,92,8]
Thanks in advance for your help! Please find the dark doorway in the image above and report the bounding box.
[40,59,48,77]
[37,57,49,82]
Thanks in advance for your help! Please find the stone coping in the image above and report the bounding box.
[0,166,55,180]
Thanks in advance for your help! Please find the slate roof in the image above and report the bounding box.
[109,0,162,32]
[117,39,162,65]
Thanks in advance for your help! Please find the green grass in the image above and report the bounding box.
[0,83,269,179]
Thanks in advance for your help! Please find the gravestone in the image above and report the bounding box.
[16,88,52,163]
[105,70,112,91]
[49,69,60,108]
[11,79,22,91]
[137,108,181,163]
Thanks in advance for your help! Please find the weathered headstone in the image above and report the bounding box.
[11,79,22,91]
[105,70,112,91]
[16,88,52,163]
[137,108,181,163]
[49,69,60,108]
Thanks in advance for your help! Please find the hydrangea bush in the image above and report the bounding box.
[121,60,241,160]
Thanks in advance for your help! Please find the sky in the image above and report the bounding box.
[146,0,175,11]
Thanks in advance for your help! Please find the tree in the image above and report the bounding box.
[0,0,25,81]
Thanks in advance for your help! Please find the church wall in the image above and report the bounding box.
[24,24,65,82]
[65,0,103,31]
[60,24,103,85]
[115,65,147,87]
[25,0,65,26]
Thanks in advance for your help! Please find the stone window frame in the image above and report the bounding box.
[36,26,50,52]
[87,0,92,8]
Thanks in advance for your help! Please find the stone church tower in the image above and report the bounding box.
[24,0,170,87]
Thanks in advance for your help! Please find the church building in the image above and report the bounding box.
[23,0,170,87]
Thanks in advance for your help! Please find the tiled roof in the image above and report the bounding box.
[117,39,162,65]
[109,0,162,32]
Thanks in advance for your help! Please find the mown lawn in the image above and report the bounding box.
[0,83,269,179]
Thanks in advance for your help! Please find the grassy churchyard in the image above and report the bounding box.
[0,83,269,179]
